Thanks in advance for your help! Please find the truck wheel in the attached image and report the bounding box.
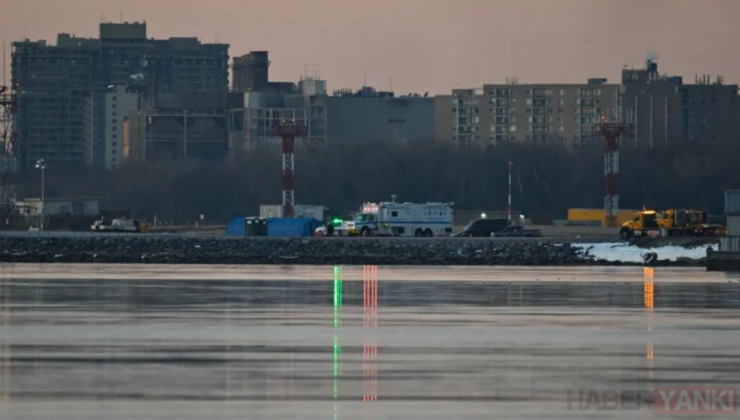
[361,227,371,237]
[619,228,631,239]
[423,228,433,237]
[414,228,423,237]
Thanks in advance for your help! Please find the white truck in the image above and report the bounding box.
[91,217,149,233]
[345,202,453,237]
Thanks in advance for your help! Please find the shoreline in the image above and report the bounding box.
[0,235,716,267]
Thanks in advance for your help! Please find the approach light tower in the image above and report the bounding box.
[593,118,631,227]
[271,122,306,218]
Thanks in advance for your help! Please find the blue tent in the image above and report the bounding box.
[225,217,247,236]
[267,217,321,237]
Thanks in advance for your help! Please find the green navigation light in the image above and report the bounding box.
[333,266,343,417]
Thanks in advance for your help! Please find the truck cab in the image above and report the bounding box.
[619,210,659,239]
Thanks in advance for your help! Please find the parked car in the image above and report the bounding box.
[492,226,543,238]
[452,218,510,237]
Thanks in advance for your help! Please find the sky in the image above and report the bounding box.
[1,0,739,94]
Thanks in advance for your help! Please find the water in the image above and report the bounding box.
[1,264,740,419]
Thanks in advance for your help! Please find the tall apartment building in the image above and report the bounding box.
[232,51,269,91]
[11,22,229,169]
[437,60,739,149]
[83,86,140,169]
[622,59,739,147]
[438,78,621,148]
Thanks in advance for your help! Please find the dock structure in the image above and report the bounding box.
[706,190,740,270]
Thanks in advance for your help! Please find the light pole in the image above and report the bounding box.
[35,159,46,230]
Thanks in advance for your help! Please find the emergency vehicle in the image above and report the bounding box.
[345,201,453,237]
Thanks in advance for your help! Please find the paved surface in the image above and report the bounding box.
[0,265,738,419]
[0,230,615,243]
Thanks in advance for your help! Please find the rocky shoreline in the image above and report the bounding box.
[0,235,716,266]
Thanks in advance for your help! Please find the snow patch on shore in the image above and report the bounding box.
[573,242,715,263]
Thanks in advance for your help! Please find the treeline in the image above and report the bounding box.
[16,139,740,224]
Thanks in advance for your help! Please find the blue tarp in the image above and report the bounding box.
[225,217,246,236]
[267,217,321,237]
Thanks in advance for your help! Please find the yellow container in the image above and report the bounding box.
[568,208,638,226]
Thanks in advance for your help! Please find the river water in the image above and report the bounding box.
[0,264,739,419]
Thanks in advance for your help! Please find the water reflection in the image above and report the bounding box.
[0,266,738,419]
[0,278,9,402]
[363,266,378,403]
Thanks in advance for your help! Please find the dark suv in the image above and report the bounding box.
[453,218,510,237]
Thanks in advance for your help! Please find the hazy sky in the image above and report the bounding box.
[2,0,739,93]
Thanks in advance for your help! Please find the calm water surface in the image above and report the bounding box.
[1,264,739,419]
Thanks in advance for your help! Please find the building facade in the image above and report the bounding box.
[622,60,739,147]
[325,87,435,146]
[125,92,241,163]
[83,86,140,169]
[11,22,229,169]
[439,78,621,148]
[437,60,739,149]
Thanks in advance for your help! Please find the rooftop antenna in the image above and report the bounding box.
[363,70,367,87]
[3,42,6,87]
[390,78,393,92]
[119,12,123,23]
[303,63,321,79]
[215,29,220,43]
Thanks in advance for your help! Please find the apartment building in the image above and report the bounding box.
[83,86,140,169]
[438,78,621,148]
[11,22,229,169]
[623,60,739,148]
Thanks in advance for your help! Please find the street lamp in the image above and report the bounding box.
[35,159,47,230]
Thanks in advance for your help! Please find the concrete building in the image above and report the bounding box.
[16,197,99,217]
[439,61,739,148]
[83,86,140,169]
[11,22,229,169]
[439,78,621,148]
[231,51,300,94]
[325,87,435,146]
[232,51,269,92]
[228,84,434,151]
[125,92,242,163]
[622,60,739,147]
[11,35,103,168]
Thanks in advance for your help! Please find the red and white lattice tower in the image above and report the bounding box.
[593,120,631,227]
[270,123,306,218]
[0,85,19,218]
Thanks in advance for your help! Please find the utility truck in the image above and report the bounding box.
[619,209,725,239]
[344,201,453,237]
[91,217,150,233]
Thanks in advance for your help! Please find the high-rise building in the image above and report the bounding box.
[622,60,739,147]
[438,61,739,148]
[232,51,269,92]
[11,22,229,169]
[83,86,140,169]
[438,78,621,148]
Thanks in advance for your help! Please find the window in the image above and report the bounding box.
[391,211,398,217]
